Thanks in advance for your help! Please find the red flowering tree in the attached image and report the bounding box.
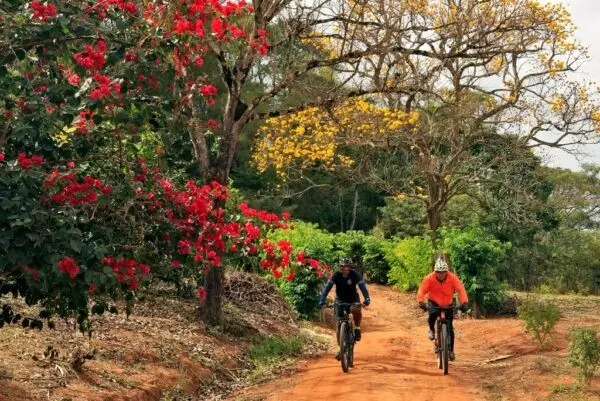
[1,0,397,323]
[0,150,328,331]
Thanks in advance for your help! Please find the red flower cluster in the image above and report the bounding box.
[59,64,80,86]
[57,257,80,279]
[207,119,220,130]
[166,0,252,39]
[89,73,121,100]
[199,84,217,105]
[0,153,4,163]
[44,169,110,206]
[211,18,226,39]
[132,157,157,183]
[23,265,40,280]
[208,0,253,17]
[88,0,137,20]
[258,239,329,281]
[172,45,206,77]
[239,202,288,227]
[73,40,107,70]
[107,0,137,14]
[17,153,44,170]
[76,109,94,134]
[30,0,57,21]
[33,84,47,94]
[102,257,151,290]
[250,28,270,55]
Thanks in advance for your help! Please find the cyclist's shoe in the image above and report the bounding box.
[335,351,342,361]
[428,329,435,341]
[449,351,456,361]
[354,328,362,342]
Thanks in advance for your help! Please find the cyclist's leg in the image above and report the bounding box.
[334,301,345,360]
[350,305,362,327]
[350,305,362,341]
[428,310,439,340]
[334,301,344,346]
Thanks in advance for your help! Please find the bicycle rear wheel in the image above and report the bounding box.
[441,323,449,375]
[340,321,350,373]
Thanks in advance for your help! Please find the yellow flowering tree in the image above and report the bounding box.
[253,98,418,177]
[263,0,600,244]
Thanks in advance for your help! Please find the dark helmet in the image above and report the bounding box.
[339,257,353,267]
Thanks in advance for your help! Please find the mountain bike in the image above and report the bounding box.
[325,301,364,373]
[429,303,460,375]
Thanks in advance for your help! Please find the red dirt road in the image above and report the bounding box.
[230,286,489,401]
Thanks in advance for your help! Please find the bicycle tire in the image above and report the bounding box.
[348,342,354,368]
[437,323,442,369]
[442,323,449,375]
[340,321,350,373]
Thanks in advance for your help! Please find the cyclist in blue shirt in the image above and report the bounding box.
[319,257,371,359]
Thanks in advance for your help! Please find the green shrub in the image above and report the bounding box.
[362,236,393,284]
[267,222,333,319]
[332,230,367,265]
[267,222,394,316]
[268,221,336,265]
[387,236,433,291]
[569,327,600,383]
[276,267,323,320]
[517,297,560,350]
[443,225,509,316]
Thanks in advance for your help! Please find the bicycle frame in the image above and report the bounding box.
[325,301,363,373]
[430,303,458,375]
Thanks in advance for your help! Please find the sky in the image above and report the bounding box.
[540,0,600,171]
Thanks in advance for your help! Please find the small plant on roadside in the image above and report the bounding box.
[517,297,560,350]
[569,326,600,384]
[247,333,309,383]
[249,333,307,363]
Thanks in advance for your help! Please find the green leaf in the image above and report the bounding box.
[58,16,70,34]
[69,239,83,253]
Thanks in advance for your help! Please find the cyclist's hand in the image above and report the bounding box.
[319,301,326,309]
[460,303,468,313]
[363,298,371,306]
[418,302,427,311]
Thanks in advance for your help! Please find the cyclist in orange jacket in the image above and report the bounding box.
[417,257,468,361]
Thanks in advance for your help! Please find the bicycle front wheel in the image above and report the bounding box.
[441,323,449,375]
[340,321,350,373]
[437,324,442,369]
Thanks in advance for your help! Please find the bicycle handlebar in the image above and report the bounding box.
[426,303,460,313]
[323,301,366,309]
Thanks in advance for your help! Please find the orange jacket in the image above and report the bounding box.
[417,272,468,307]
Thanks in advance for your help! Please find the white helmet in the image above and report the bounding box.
[434,258,449,272]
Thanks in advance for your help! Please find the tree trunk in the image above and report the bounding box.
[339,190,344,232]
[349,187,359,231]
[427,205,442,249]
[204,264,225,326]
[201,100,241,326]
[472,301,482,319]
[426,173,448,249]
